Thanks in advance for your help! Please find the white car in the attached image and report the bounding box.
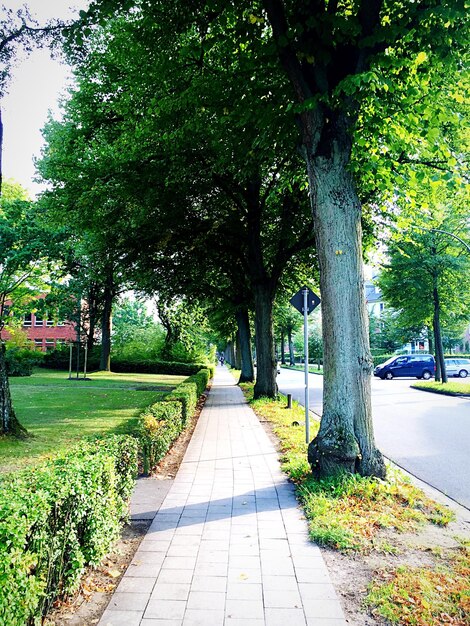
[444,358,470,378]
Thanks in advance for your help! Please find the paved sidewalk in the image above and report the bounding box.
[99,367,347,626]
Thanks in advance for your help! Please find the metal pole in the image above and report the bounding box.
[303,287,309,443]
[76,341,80,379]
[68,343,73,380]
[83,343,88,379]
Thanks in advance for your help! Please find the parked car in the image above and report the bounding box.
[374,354,435,380]
[444,357,470,378]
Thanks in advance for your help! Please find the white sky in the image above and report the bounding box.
[2,1,89,197]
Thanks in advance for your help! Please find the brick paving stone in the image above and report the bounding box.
[106,593,150,611]
[98,367,346,626]
[99,609,143,625]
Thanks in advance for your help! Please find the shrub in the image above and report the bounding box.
[137,367,213,474]
[5,347,44,376]
[372,353,395,367]
[138,401,183,474]
[41,348,211,377]
[0,436,137,626]
[186,368,211,395]
[165,382,198,424]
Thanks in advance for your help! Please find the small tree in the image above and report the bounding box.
[379,222,470,382]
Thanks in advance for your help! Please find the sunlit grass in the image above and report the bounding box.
[240,382,453,554]
[412,381,470,396]
[0,369,186,471]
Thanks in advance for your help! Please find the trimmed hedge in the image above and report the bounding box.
[109,358,212,376]
[41,348,214,377]
[0,436,137,626]
[138,400,184,474]
[372,353,395,367]
[137,367,212,474]
[5,347,44,377]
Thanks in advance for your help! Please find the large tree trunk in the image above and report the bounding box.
[306,117,385,479]
[0,342,27,437]
[234,330,242,370]
[432,278,447,383]
[287,328,295,365]
[235,308,255,383]
[253,283,277,398]
[99,278,114,372]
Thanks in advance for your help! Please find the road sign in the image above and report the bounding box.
[290,288,321,315]
[289,287,321,444]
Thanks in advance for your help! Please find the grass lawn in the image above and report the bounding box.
[0,368,187,472]
[412,380,470,396]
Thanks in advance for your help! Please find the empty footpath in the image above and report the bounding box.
[99,366,347,626]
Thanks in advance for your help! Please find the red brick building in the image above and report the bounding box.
[21,311,76,351]
[2,299,76,351]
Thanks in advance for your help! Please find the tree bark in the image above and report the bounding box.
[432,278,447,383]
[0,342,27,437]
[280,331,286,365]
[306,116,385,479]
[234,330,242,370]
[253,283,277,399]
[99,275,114,371]
[235,308,255,383]
[287,328,295,365]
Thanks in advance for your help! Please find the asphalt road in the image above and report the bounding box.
[277,367,470,510]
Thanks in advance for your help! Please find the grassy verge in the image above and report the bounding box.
[241,382,452,553]
[239,382,466,625]
[281,364,324,375]
[1,368,186,471]
[412,381,470,396]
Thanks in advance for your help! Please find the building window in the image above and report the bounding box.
[23,314,32,327]
[45,338,55,351]
[34,338,43,349]
[34,317,44,327]
[57,320,65,327]
[46,319,54,327]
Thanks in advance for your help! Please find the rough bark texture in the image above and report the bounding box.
[253,284,277,399]
[287,328,295,365]
[234,330,242,370]
[280,331,286,365]
[99,278,114,372]
[235,308,255,383]
[433,279,447,383]
[306,116,385,479]
[0,342,27,437]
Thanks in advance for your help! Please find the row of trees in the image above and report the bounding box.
[1,0,469,480]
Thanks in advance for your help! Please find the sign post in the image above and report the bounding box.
[303,288,309,442]
[290,287,321,444]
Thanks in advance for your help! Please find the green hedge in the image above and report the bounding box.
[137,367,212,474]
[0,436,137,626]
[5,347,44,377]
[138,400,184,474]
[372,353,395,367]
[186,368,212,395]
[165,382,198,424]
[41,348,212,377]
